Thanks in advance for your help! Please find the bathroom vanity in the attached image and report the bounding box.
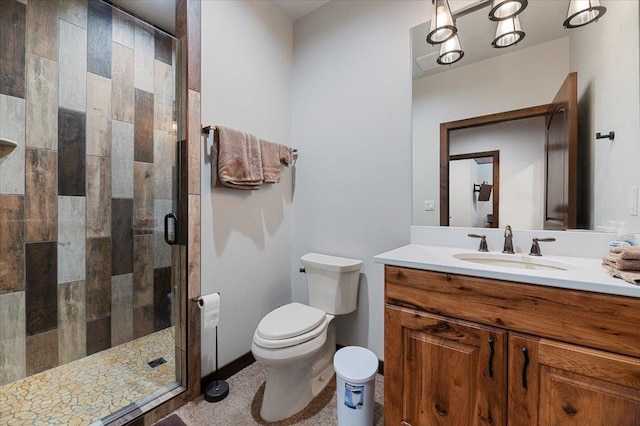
[376,241,640,425]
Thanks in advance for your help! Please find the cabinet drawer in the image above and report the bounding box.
[384,265,640,358]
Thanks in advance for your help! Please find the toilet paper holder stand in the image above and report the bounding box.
[194,292,229,402]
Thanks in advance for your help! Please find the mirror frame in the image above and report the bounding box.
[440,103,555,226]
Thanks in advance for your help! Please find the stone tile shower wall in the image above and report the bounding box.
[0,0,177,386]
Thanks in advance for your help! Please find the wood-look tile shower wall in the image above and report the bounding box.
[0,0,177,386]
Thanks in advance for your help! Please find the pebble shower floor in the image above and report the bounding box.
[0,327,176,425]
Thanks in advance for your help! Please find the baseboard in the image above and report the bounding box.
[200,352,256,394]
[201,345,384,395]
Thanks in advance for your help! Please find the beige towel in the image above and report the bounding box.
[603,255,640,272]
[211,129,225,188]
[216,126,263,190]
[602,263,640,285]
[260,139,295,184]
[260,139,281,183]
[280,145,294,167]
[610,246,640,260]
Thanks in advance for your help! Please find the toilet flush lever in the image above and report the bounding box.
[299,268,306,273]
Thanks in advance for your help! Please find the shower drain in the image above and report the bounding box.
[147,357,167,368]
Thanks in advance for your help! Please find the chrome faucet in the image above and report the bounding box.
[503,225,514,254]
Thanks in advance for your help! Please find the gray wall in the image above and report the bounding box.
[291,1,424,359]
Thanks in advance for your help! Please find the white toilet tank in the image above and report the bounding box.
[301,253,362,315]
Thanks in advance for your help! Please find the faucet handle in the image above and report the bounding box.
[468,234,489,252]
[529,237,556,256]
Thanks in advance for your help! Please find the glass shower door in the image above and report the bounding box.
[0,0,185,423]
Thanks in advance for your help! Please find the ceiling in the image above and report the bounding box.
[272,0,330,20]
[110,0,176,34]
[110,0,330,35]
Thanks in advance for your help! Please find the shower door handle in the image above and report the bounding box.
[164,213,178,245]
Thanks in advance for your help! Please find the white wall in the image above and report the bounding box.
[413,37,570,225]
[449,159,473,227]
[450,117,546,229]
[570,0,640,231]
[200,0,293,374]
[291,1,426,360]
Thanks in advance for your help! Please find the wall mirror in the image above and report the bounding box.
[412,0,640,232]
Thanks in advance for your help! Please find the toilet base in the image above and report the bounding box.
[258,325,336,422]
[311,359,335,397]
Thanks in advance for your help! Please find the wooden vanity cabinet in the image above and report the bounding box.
[386,306,507,425]
[384,265,640,426]
[508,334,640,425]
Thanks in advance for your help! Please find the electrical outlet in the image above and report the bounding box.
[630,186,638,216]
[424,200,435,211]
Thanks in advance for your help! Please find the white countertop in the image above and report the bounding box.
[374,244,640,298]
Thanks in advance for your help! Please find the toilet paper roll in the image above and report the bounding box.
[199,292,220,329]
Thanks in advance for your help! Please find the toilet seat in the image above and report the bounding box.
[253,303,332,349]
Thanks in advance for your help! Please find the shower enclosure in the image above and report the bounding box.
[0,0,185,423]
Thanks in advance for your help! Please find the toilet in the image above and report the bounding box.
[251,253,362,422]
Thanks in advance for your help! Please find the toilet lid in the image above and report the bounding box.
[257,303,326,340]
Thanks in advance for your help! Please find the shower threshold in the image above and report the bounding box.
[0,327,176,426]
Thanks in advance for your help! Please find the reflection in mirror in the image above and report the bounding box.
[412,0,640,232]
[449,151,499,228]
[451,118,544,228]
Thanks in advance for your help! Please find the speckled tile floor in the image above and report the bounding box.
[0,327,177,426]
[164,362,384,425]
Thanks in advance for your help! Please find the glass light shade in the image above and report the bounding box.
[427,0,457,45]
[488,0,528,21]
[437,35,464,65]
[564,0,606,28]
[491,16,525,48]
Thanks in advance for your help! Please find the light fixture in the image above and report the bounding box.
[424,0,606,67]
[437,35,464,65]
[491,15,525,48]
[426,0,456,45]
[0,138,18,159]
[488,0,528,21]
[563,0,606,29]
[436,35,464,65]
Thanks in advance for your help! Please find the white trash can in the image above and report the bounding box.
[333,346,378,426]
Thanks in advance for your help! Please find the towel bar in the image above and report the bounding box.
[596,131,615,140]
[201,124,298,158]
[202,124,216,134]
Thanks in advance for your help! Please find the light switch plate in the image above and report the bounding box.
[424,200,435,211]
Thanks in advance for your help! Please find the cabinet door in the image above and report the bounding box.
[509,333,640,425]
[385,305,507,426]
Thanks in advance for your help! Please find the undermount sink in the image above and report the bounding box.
[453,252,577,271]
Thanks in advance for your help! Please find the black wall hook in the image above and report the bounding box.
[596,131,615,140]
